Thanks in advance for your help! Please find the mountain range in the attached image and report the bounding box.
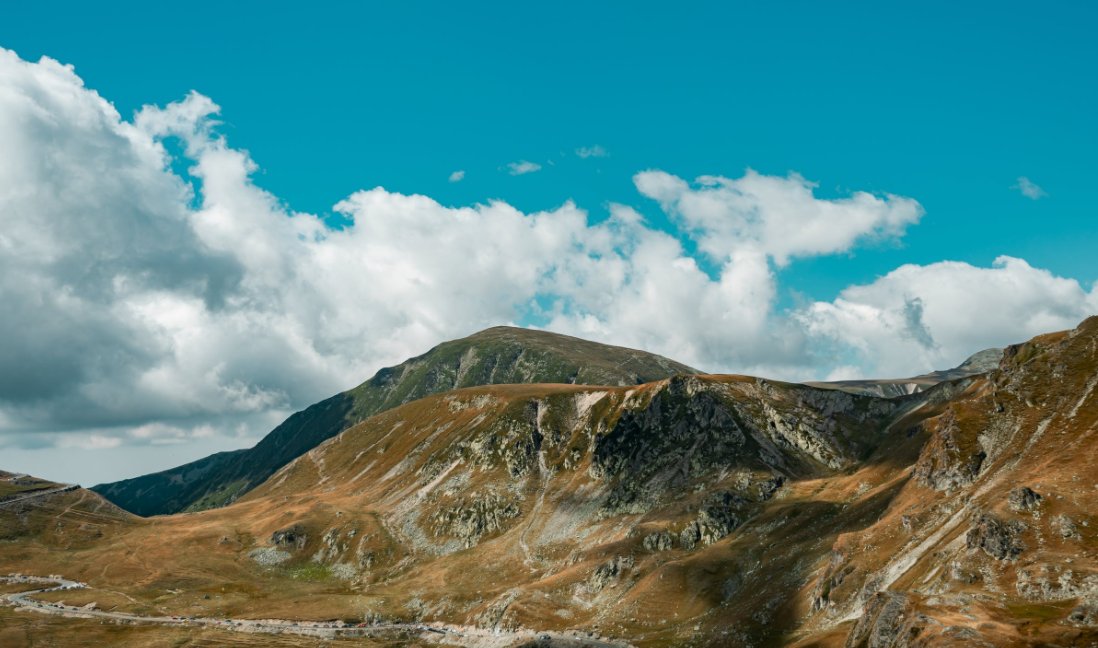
[2,319,1096,647]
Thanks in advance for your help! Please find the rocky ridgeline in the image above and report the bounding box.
[810,318,1098,646]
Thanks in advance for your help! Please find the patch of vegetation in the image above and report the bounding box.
[1005,599,1076,622]
[284,563,332,582]
[184,480,250,512]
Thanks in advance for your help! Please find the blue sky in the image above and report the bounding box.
[1,2,1096,485]
[4,1,1095,298]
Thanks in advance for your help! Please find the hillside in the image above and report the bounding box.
[4,318,1094,646]
[0,472,137,547]
[92,326,699,516]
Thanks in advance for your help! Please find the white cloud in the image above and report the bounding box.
[507,160,542,175]
[448,170,465,182]
[635,169,924,266]
[1014,176,1046,200]
[0,47,1093,485]
[576,145,608,159]
[800,256,1098,377]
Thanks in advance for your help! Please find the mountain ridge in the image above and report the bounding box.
[92,326,699,516]
[2,317,1096,646]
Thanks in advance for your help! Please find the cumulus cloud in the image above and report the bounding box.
[507,160,542,175]
[1014,176,1046,199]
[448,170,465,182]
[634,170,924,266]
[0,47,1093,484]
[800,256,1098,377]
[576,145,608,159]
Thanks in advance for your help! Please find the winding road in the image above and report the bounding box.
[1,574,633,647]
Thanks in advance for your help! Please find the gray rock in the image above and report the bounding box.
[844,591,924,648]
[271,524,308,550]
[1053,514,1080,539]
[642,531,673,552]
[249,547,292,566]
[1007,487,1042,512]
[966,514,1026,560]
[587,555,634,592]
[431,492,520,548]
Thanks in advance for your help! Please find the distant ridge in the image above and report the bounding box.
[806,347,1003,398]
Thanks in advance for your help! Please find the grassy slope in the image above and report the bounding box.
[91,326,699,516]
[2,373,905,646]
[7,318,1096,646]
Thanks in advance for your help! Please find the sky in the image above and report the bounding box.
[0,1,1095,486]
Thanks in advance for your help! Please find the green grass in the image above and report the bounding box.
[284,563,331,582]
[1005,600,1076,622]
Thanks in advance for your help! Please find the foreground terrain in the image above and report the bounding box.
[3,319,1097,646]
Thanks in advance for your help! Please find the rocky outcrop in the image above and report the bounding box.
[844,592,924,648]
[271,524,308,550]
[812,550,854,611]
[586,556,634,592]
[966,513,1025,560]
[1069,600,1098,627]
[430,492,521,548]
[592,376,881,516]
[642,531,673,552]
[912,410,987,491]
[1007,486,1042,512]
[1016,564,1098,601]
[1053,514,1080,540]
[248,547,291,565]
[678,484,782,550]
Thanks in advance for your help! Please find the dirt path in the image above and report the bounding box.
[1,575,634,647]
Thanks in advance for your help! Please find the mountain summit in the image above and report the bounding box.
[92,326,698,516]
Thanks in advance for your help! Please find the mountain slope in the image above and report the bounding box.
[4,371,911,645]
[92,326,699,516]
[799,316,1098,646]
[8,319,1095,647]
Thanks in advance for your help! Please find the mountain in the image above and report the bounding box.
[92,326,699,516]
[808,347,1003,398]
[4,318,1095,647]
[802,317,1098,647]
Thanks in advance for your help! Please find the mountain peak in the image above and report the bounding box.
[94,326,698,516]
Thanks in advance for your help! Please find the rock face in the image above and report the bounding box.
[92,327,698,516]
[430,492,521,548]
[844,592,921,648]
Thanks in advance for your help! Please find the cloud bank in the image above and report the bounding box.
[0,48,1094,477]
